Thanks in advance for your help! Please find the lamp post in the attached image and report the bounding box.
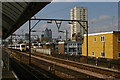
[86,21,88,63]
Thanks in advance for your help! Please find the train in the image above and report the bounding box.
[8,43,27,51]
[8,42,42,51]
[31,42,42,49]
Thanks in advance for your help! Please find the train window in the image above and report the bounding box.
[34,44,38,46]
[21,45,26,47]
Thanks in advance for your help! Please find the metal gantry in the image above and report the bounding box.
[28,18,88,65]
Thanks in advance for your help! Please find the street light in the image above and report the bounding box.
[31,30,37,32]
[47,20,52,23]
[68,21,73,24]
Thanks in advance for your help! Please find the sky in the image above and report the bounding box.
[15,2,118,39]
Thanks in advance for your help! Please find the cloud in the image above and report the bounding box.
[89,23,118,33]
[52,0,119,2]
[99,15,111,20]
[39,24,48,30]
[90,15,112,24]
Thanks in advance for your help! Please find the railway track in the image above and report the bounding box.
[3,49,64,80]
[31,52,120,79]
[10,58,63,80]
[10,58,46,80]
[4,48,120,79]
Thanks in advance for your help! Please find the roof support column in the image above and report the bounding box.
[29,19,31,65]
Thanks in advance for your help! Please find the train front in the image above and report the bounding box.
[20,44,27,51]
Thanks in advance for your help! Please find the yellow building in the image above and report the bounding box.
[82,31,120,59]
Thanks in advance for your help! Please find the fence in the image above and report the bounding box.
[52,53,120,70]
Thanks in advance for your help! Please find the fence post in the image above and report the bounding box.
[107,59,111,68]
[96,57,98,66]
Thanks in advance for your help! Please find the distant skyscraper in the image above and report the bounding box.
[41,28,52,42]
[70,7,88,41]
[25,33,29,40]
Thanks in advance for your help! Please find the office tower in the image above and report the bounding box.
[41,28,52,42]
[44,28,52,41]
[25,33,29,40]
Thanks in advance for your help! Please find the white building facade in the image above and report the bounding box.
[70,7,88,41]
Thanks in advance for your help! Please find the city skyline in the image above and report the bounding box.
[15,2,118,39]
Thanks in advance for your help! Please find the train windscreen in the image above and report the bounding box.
[21,45,26,47]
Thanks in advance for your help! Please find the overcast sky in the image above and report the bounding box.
[15,2,118,39]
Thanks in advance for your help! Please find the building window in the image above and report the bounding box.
[118,53,120,57]
[101,36,104,42]
[118,36,120,42]
[65,48,67,52]
[101,52,105,57]
[92,52,94,56]
[94,37,96,42]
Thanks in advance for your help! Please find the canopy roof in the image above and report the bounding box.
[2,2,51,39]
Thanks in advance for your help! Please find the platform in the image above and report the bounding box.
[2,67,18,80]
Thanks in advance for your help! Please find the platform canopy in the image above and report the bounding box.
[2,2,51,39]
